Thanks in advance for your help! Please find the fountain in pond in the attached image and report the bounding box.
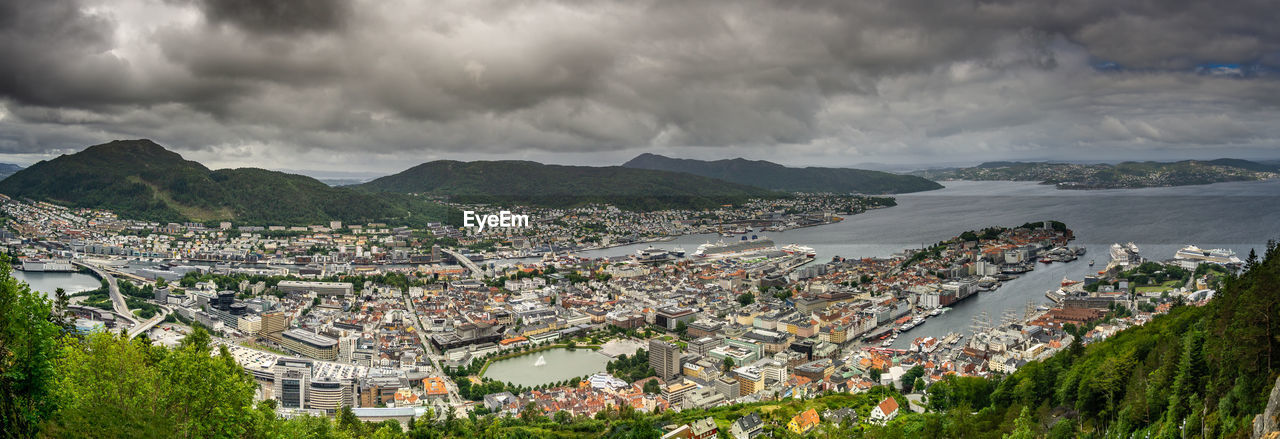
[533,355,547,367]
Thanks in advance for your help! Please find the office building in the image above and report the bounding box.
[281,329,340,361]
[277,281,354,296]
[273,358,313,409]
[649,339,682,382]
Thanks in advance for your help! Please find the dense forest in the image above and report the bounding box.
[2,241,1279,438]
[355,159,782,211]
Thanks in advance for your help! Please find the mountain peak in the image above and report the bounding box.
[75,139,189,164]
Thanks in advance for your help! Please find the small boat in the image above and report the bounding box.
[1088,259,1095,266]
[1039,257,1053,264]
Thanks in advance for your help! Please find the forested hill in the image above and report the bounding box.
[0,139,453,225]
[356,159,781,210]
[622,153,943,194]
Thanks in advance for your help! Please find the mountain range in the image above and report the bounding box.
[355,160,779,210]
[0,141,1031,222]
[622,153,943,194]
[0,163,23,180]
[0,140,452,225]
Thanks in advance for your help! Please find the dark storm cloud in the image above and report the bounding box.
[194,0,351,34]
[0,0,1278,169]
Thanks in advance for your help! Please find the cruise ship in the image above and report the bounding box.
[635,246,674,262]
[1174,245,1243,266]
[693,235,775,258]
[781,244,816,258]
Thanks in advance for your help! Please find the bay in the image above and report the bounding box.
[13,270,103,298]
[514,179,1280,345]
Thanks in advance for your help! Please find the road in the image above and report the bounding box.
[401,294,464,406]
[71,260,139,326]
[127,305,171,339]
[439,248,484,279]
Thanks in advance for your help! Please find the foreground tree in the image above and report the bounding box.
[0,258,61,439]
[44,325,261,438]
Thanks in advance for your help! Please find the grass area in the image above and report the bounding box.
[1135,280,1184,293]
[240,341,287,355]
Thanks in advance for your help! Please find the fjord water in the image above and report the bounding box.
[566,180,1280,344]
[13,270,102,298]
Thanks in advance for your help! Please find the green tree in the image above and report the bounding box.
[520,402,541,423]
[50,287,74,332]
[337,405,364,436]
[643,380,661,395]
[737,292,754,306]
[0,259,61,439]
[1004,407,1037,439]
[47,325,262,438]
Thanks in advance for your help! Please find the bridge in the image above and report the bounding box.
[72,260,138,327]
[127,305,170,339]
[438,248,485,280]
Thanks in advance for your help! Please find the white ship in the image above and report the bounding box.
[781,244,816,258]
[1109,242,1142,267]
[1174,245,1243,266]
[693,235,775,258]
[635,246,672,262]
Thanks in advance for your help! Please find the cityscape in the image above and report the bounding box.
[2,1,1280,439]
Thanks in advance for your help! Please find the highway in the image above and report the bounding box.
[71,259,169,339]
[71,260,138,327]
[127,305,171,339]
[438,248,484,280]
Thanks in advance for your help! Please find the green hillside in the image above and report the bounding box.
[622,153,943,194]
[0,139,452,225]
[356,159,781,210]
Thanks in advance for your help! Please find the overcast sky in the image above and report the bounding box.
[1,0,1278,174]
